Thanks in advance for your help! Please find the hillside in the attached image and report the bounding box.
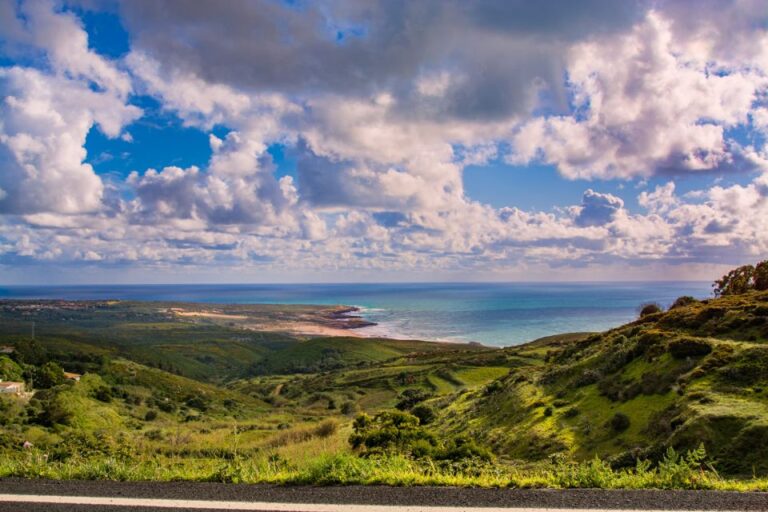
[429,291,768,474]
[2,287,768,486]
[0,300,478,382]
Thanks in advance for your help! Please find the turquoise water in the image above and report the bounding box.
[0,282,712,347]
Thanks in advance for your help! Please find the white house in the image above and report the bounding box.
[0,381,25,394]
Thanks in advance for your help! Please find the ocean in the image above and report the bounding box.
[0,282,712,347]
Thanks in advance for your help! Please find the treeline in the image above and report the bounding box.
[713,260,768,296]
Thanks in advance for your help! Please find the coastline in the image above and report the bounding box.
[0,281,713,346]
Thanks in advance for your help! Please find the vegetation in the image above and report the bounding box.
[714,259,768,296]
[639,303,662,317]
[2,265,768,489]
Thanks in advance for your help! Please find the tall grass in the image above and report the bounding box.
[2,446,767,490]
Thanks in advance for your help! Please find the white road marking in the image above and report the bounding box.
[0,494,741,512]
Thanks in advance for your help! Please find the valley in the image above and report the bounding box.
[1,286,768,489]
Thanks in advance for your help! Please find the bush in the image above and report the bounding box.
[610,412,630,432]
[411,405,436,425]
[395,389,432,410]
[719,347,768,385]
[639,303,662,317]
[314,419,339,438]
[93,386,113,403]
[483,380,503,395]
[35,362,65,389]
[156,400,176,413]
[349,411,434,455]
[144,410,158,421]
[340,401,357,415]
[563,407,580,418]
[0,356,23,381]
[436,436,493,462]
[670,296,698,310]
[668,338,712,359]
[185,396,208,411]
[266,419,339,448]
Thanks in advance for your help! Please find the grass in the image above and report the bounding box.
[452,366,509,386]
[2,449,768,490]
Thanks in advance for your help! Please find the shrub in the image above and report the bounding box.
[719,347,768,385]
[610,412,630,432]
[436,436,493,462]
[0,356,23,381]
[314,419,339,438]
[639,303,662,317]
[340,401,357,415]
[411,404,436,425]
[349,411,434,455]
[144,410,158,421]
[144,429,163,440]
[267,419,339,448]
[483,380,503,395]
[574,369,601,387]
[185,396,208,411]
[35,362,65,389]
[563,407,580,418]
[395,389,432,410]
[156,400,176,413]
[668,338,712,359]
[670,296,698,310]
[93,386,113,403]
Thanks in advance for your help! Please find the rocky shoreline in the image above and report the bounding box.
[322,306,378,330]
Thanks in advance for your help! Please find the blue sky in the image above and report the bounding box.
[0,0,767,284]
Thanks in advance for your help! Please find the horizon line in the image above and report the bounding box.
[0,279,714,287]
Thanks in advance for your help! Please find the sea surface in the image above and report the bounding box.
[0,282,712,347]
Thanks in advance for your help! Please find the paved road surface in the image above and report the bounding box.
[1,479,766,511]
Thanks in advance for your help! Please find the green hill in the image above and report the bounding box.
[430,290,768,474]
[3,280,768,485]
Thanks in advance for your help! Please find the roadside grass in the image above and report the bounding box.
[2,449,768,491]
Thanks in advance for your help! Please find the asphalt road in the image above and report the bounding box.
[1,479,767,511]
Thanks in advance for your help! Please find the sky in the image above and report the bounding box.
[0,0,767,284]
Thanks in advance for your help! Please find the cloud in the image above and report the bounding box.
[509,10,768,180]
[0,67,140,214]
[0,0,132,96]
[1,0,768,279]
[0,1,139,215]
[118,0,645,121]
[574,190,624,227]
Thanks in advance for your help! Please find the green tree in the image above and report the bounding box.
[0,356,23,381]
[755,260,768,291]
[714,264,755,296]
[349,411,435,455]
[35,361,65,389]
[13,339,47,365]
